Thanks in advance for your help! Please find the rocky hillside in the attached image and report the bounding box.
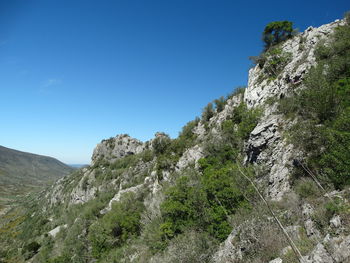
[0,146,74,214]
[1,16,350,263]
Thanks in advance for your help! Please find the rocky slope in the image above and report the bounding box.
[1,17,349,263]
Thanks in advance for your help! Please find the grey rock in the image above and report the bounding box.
[333,235,350,262]
[91,134,144,166]
[302,203,321,239]
[330,215,342,228]
[101,183,144,214]
[212,228,243,262]
[245,110,295,200]
[48,224,67,238]
[176,145,204,170]
[306,244,334,263]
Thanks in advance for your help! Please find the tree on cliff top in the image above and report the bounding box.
[262,21,294,50]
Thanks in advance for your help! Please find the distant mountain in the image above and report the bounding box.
[0,145,74,210]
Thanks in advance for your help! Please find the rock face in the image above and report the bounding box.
[245,107,295,200]
[242,19,345,200]
[91,134,144,165]
[244,19,345,108]
[176,145,204,170]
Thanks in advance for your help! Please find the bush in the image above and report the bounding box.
[263,47,292,78]
[160,162,250,243]
[222,103,261,145]
[227,86,246,99]
[294,178,320,199]
[202,103,214,122]
[153,133,171,155]
[318,127,350,188]
[88,193,144,258]
[214,96,226,112]
[249,54,267,68]
[151,230,218,263]
[170,118,199,155]
[22,241,40,260]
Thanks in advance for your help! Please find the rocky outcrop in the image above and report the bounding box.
[176,145,204,170]
[241,20,345,200]
[244,19,345,108]
[69,169,98,204]
[245,106,297,200]
[91,134,145,165]
[302,203,321,239]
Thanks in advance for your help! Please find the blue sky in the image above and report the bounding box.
[0,0,348,164]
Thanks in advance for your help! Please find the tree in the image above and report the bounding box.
[262,21,294,50]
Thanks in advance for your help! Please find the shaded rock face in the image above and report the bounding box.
[91,134,144,165]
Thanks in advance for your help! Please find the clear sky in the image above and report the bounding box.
[0,0,348,164]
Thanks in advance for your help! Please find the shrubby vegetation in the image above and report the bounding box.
[201,86,247,123]
[221,103,261,148]
[152,101,260,251]
[278,18,350,189]
[88,192,145,259]
[202,102,215,122]
[251,47,292,81]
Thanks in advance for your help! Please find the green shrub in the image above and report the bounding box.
[214,96,226,112]
[294,178,320,199]
[170,118,199,156]
[318,127,350,188]
[48,254,72,263]
[263,47,292,78]
[110,154,138,170]
[160,163,250,243]
[227,86,246,99]
[153,133,171,155]
[88,193,144,258]
[142,216,168,253]
[249,54,267,68]
[22,241,40,260]
[151,230,218,263]
[221,103,261,147]
[202,103,214,122]
[141,149,154,162]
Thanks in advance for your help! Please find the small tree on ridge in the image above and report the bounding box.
[262,21,294,50]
